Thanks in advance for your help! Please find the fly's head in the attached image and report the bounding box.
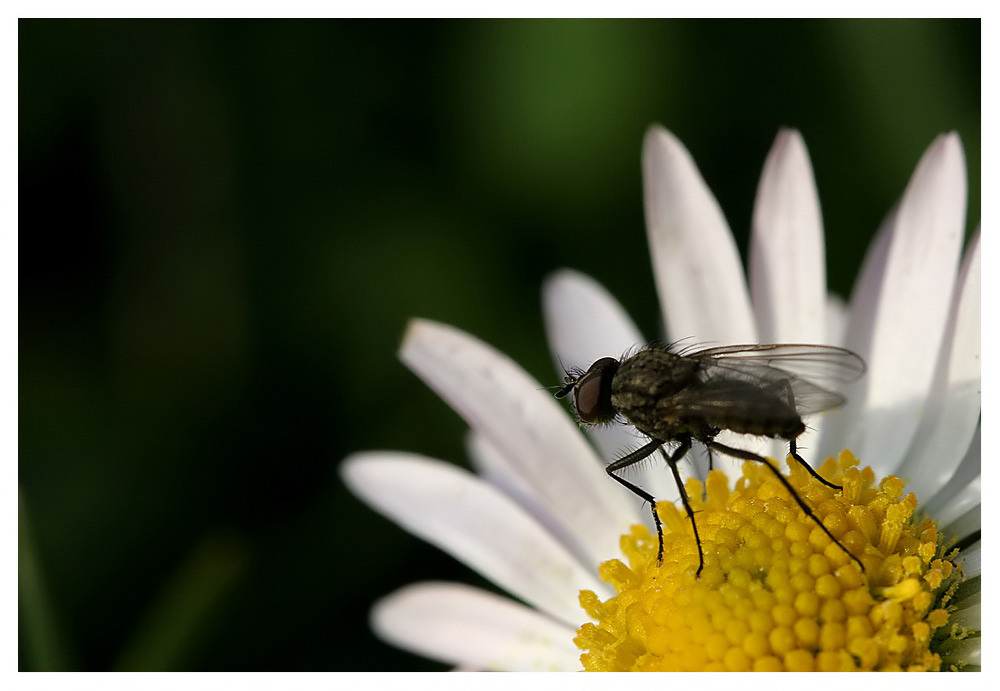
[556,356,620,425]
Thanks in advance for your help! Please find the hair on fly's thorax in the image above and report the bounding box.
[639,337,717,358]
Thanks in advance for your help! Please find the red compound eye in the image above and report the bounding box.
[573,357,618,424]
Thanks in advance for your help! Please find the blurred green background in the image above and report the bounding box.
[19,19,980,671]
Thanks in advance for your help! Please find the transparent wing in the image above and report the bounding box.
[694,344,865,384]
[690,344,865,416]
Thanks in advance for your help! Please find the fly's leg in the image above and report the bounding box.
[773,378,841,490]
[708,440,865,573]
[605,439,664,562]
[787,437,840,490]
[605,437,705,574]
[660,439,704,575]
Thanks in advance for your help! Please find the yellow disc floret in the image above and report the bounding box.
[576,450,967,671]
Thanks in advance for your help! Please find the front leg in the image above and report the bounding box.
[605,439,664,561]
[606,438,702,573]
[659,439,703,574]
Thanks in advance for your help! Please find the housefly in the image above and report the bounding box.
[555,342,867,575]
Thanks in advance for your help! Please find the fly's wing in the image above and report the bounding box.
[655,378,807,426]
[693,344,866,383]
[688,344,865,416]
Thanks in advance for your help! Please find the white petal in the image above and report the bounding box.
[934,476,981,530]
[920,420,980,523]
[341,453,607,626]
[464,431,606,564]
[816,211,895,459]
[750,130,829,462]
[467,437,710,617]
[825,292,848,346]
[399,319,641,565]
[949,589,981,630]
[896,230,981,501]
[465,431,549,524]
[841,133,967,474]
[642,126,756,344]
[804,293,851,459]
[941,504,980,548]
[940,635,981,669]
[371,582,582,671]
[839,207,896,356]
[956,540,981,580]
[949,607,980,635]
[470,427,676,542]
[541,268,644,372]
[750,128,827,344]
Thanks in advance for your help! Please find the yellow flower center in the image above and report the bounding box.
[575,450,966,671]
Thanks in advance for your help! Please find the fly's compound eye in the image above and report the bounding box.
[573,357,619,424]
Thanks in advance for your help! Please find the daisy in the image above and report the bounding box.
[340,126,980,671]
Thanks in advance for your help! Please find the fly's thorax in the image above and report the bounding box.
[610,349,700,438]
[611,350,699,400]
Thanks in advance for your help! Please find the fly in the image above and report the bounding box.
[555,342,867,575]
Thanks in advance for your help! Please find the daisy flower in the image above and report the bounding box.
[340,126,980,671]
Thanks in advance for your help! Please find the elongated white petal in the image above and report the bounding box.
[921,419,980,520]
[465,431,612,565]
[825,293,848,348]
[640,129,774,480]
[342,453,607,626]
[750,130,829,461]
[542,268,645,372]
[465,431,549,524]
[896,230,980,501]
[930,474,981,529]
[808,292,853,459]
[399,319,641,565]
[839,208,895,358]
[750,128,827,344]
[643,126,756,344]
[487,438,711,579]
[841,133,967,475]
[469,427,675,541]
[817,211,895,459]
[371,582,582,671]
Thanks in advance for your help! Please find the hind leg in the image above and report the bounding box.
[787,437,840,490]
[708,440,863,572]
[771,379,841,490]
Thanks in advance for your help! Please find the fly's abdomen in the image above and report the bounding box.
[709,408,805,440]
[655,379,806,441]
